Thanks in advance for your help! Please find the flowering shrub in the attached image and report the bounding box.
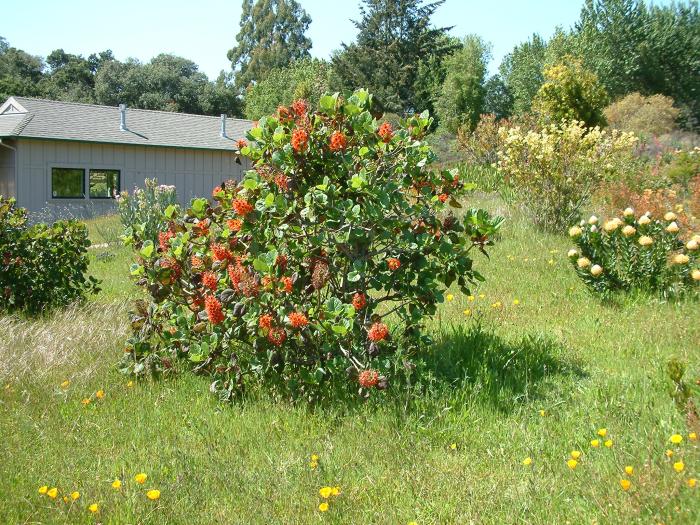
[567,209,699,298]
[122,90,503,402]
[497,120,637,232]
[604,92,680,137]
[0,196,99,314]
[117,178,178,244]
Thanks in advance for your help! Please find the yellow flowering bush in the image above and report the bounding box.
[568,209,699,298]
[497,120,637,232]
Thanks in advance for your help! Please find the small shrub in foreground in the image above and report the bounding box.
[0,196,99,314]
[567,209,699,298]
[122,90,503,403]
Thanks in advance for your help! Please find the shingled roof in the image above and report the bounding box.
[0,96,253,151]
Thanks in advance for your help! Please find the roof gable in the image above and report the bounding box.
[0,97,253,152]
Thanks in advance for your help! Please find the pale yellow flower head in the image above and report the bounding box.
[134,473,147,484]
[693,269,700,281]
[674,461,685,473]
[673,254,689,265]
[569,225,582,237]
[588,215,598,225]
[603,220,619,233]
[639,214,651,226]
[567,248,578,258]
[664,211,677,221]
[686,239,698,251]
[638,236,653,247]
[623,207,634,217]
[89,503,99,513]
[622,225,636,237]
[666,221,680,233]
[577,257,591,269]
[591,265,603,277]
[590,225,598,233]
[624,466,634,475]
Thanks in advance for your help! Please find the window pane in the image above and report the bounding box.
[89,169,120,199]
[51,168,84,199]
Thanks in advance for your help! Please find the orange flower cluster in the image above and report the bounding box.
[387,258,401,271]
[232,198,254,217]
[274,173,290,192]
[378,122,393,143]
[193,219,210,237]
[227,219,242,232]
[211,243,233,262]
[191,255,204,269]
[259,314,274,330]
[281,276,293,293]
[201,271,218,291]
[158,230,174,252]
[368,322,389,342]
[235,138,248,149]
[205,295,224,324]
[291,98,308,117]
[329,131,348,152]
[268,327,287,346]
[289,311,309,328]
[438,193,449,203]
[358,369,380,388]
[352,292,366,310]
[291,128,309,153]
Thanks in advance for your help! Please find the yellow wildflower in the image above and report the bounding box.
[620,479,631,491]
[450,443,457,450]
[112,479,122,489]
[134,473,147,484]
[319,502,329,512]
[512,298,520,305]
[625,466,634,476]
[674,461,684,473]
[688,478,697,488]
[319,486,333,499]
[63,496,68,503]
[567,459,578,470]
[548,259,554,265]
[127,380,134,387]
[666,449,674,457]
[446,293,454,302]
[689,432,697,441]
[310,454,319,462]
[467,295,475,302]
[570,450,581,460]
[146,489,161,500]
[604,439,613,448]
[47,487,58,499]
[60,380,70,389]
[590,439,599,448]
[463,308,471,316]
[491,301,502,309]
[38,485,48,494]
[597,428,607,437]
[539,409,545,417]
[478,293,485,299]
[95,389,105,399]
[523,457,532,466]
[70,491,80,500]
[81,398,91,405]
[331,486,341,496]
[88,503,99,513]
[310,461,318,469]
[670,434,683,444]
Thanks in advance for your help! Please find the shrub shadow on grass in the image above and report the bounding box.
[421,323,587,413]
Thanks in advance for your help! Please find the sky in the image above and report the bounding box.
[0,0,669,79]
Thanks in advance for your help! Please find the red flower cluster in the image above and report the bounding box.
[291,128,309,153]
[211,243,233,262]
[191,255,204,269]
[291,98,308,117]
[358,369,380,388]
[232,198,254,217]
[280,276,293,293]
[259,313,274,331]
[378,122,393,143]
[438,193,448,203]
[274,173,290,192]
[387,258,401,271]
[368,322,389,342]
[158,230,174,252]
[352,292,366,310]
[202,271,218,291]
[205,295,224,324]
[193,219,210,237]
[227,261,244,288]
[288,311,309,328]
[212,185,225,198]
[329,131,348,152]
[227,219,242,232]
[236,138,248,149]
[268,327,287,346]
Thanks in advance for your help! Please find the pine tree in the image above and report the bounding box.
[228,0,312,91]
[331,0,456,114]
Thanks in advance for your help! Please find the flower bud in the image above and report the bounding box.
[623,207,634,217]
[577,257,591,269]
[590,264,603,277]
[664,211,677,221]
[622,225,636,237]
[666,222,679,234]
[569,226,582,238]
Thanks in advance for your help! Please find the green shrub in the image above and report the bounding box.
[117,178,178,245]
[567,209,699,298]
[122,90,503,403]
[456,113,502,166]
[532,57,608,127]
[0,196,99,314]
[604,92,680,136]
[497,120,637,232]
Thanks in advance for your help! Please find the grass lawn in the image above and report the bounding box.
[1,197,698,524]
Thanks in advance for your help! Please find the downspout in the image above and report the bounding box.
[0,138,17,201]
[0,138,16,151]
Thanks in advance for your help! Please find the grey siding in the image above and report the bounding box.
[0,139,16,198]
[15,138,250,218]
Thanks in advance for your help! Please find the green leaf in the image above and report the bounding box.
[347,271,361,282]
[140,241,154,258]
[319,94,337,113]
[164,204,176,219]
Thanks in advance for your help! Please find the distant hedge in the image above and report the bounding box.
[0,196,99,314]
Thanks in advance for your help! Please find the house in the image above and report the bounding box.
[0,96,253,219]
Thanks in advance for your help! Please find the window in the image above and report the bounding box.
[89,169,120,199]
[51,168,85,199]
